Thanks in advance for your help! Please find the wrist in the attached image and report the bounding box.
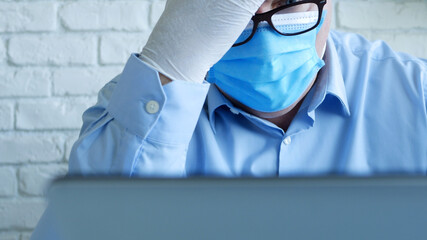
[159,73,172,85]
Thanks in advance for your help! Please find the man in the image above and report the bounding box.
[32,0,426,238]
[68,0,425,177]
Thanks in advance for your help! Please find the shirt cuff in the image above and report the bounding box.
[107,53,210,144]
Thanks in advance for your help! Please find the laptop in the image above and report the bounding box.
[47,176,427,240]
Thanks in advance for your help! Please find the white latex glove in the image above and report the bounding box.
[139,0,265,83]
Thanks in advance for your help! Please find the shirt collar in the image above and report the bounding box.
[206,83,236,133]
[301,35,351,118]
[206,35,351,132]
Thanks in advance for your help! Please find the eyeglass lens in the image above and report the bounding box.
[234,2,320,46]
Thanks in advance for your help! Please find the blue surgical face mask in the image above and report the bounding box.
[207,12,326,113]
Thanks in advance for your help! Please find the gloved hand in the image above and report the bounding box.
[139,0,265,83]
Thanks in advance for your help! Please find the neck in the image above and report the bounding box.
[217,74,317,132]
[262,99,304,132]
[218,88,305,132]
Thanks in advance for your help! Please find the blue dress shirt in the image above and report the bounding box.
[31,30,427,240]
[69,30,427,177]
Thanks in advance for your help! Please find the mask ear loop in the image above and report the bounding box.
[317,10,327,60]
[321,43,327,59]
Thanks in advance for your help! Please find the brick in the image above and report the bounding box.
[0,167,16,197]
[65,134,79,162]
[16,98,95,130]
[337,1,427,30]
[0,2,56,32]
[0,134,63,164]
[52,67,121,96]
[19,164,68,196]
[0,68,50,97]
[0,199,46,229]
[0,102,13,130]
[9,35,96,66]
[0,39,5,64]
[150,1,166,28]
[59,1,150,31]
[20,233,32,240]
[0,233,19,240]
[100,34,150,64]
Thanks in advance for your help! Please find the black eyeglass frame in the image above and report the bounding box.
[232,0,327,47]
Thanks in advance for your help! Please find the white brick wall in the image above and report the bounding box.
[0,39,5,64]
[0,167,16,197]
[0,0,426,237]
[0,2,57,32]
[0,68,50,97]
[100,33,150,64]
[334,0,427,59]
[0,200,46,229]
[59,2,151,31]
[18,165,68,196]
[0,103,13,130]
[0,134,64,164]
[337,1,427,30]
[9,35,97,66]
[52,67,122,95]
[16,98,95,130]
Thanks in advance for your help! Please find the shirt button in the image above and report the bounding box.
[283,136,292,145]
[145,100,160,114]
[229,108,239,115]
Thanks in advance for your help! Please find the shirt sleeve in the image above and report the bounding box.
[68,54,210,177]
